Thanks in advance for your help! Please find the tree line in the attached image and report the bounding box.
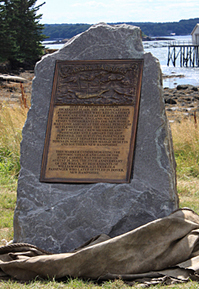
[130,18,199,37]
[44,18,199,40]
[0,0,198,70]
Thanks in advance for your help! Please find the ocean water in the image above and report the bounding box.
[143,35,199,88]
[43,35,199,88]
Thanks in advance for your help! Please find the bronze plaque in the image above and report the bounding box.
[40,59,143,183]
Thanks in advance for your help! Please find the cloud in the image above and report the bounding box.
[39,0,199,24]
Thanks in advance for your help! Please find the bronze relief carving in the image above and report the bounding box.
[40,59,143,183]
[55,61,140,105]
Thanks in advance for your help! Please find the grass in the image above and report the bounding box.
[0,279,200,289]
[0,104,199,288]
[171,118,199,179]
[170,117,199,214]
[0,104,27,245]
[0,104,28,191]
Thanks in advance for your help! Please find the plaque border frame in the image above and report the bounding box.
[40,59,144,183]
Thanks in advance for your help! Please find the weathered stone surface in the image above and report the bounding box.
[14,23,178,253]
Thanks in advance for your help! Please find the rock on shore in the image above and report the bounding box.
[163,84,199,122]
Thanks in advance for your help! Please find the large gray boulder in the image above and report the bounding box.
[14,23,178,253]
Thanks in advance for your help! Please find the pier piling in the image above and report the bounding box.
[167,44,199,67]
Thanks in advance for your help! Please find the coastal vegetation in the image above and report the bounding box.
[0,278,200,288]
[43,18,199,40]
[0,0,46,68]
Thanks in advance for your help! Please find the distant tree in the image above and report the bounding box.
[0,0,46,68]
[0,0,12,61]
[43,19,199,40]
[43,24,91,40]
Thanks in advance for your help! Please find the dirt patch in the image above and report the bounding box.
[0,70,34,107]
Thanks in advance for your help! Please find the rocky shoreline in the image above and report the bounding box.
[163,84,199,122]
[0,70,199,122]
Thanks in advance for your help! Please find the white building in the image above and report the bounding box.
[191,24,199,45]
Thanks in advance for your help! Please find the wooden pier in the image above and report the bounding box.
[167,44,199,67]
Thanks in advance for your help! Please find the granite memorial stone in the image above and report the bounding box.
[14,23,179,253]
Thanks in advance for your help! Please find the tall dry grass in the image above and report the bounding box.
[0,104,28,189]
[170,117,199,213]
[0,104,28,243]
[170,117,199,179]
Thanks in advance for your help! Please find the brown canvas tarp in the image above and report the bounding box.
[0,209,199,285]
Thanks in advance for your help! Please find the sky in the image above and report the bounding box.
[37,0,199,24]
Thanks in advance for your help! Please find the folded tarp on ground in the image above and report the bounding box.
[0,208,199,285]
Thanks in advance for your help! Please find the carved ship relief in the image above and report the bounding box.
[54,60,142,105]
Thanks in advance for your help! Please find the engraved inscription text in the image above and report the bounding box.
[45,105,134,181]
[40,59,143,183]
